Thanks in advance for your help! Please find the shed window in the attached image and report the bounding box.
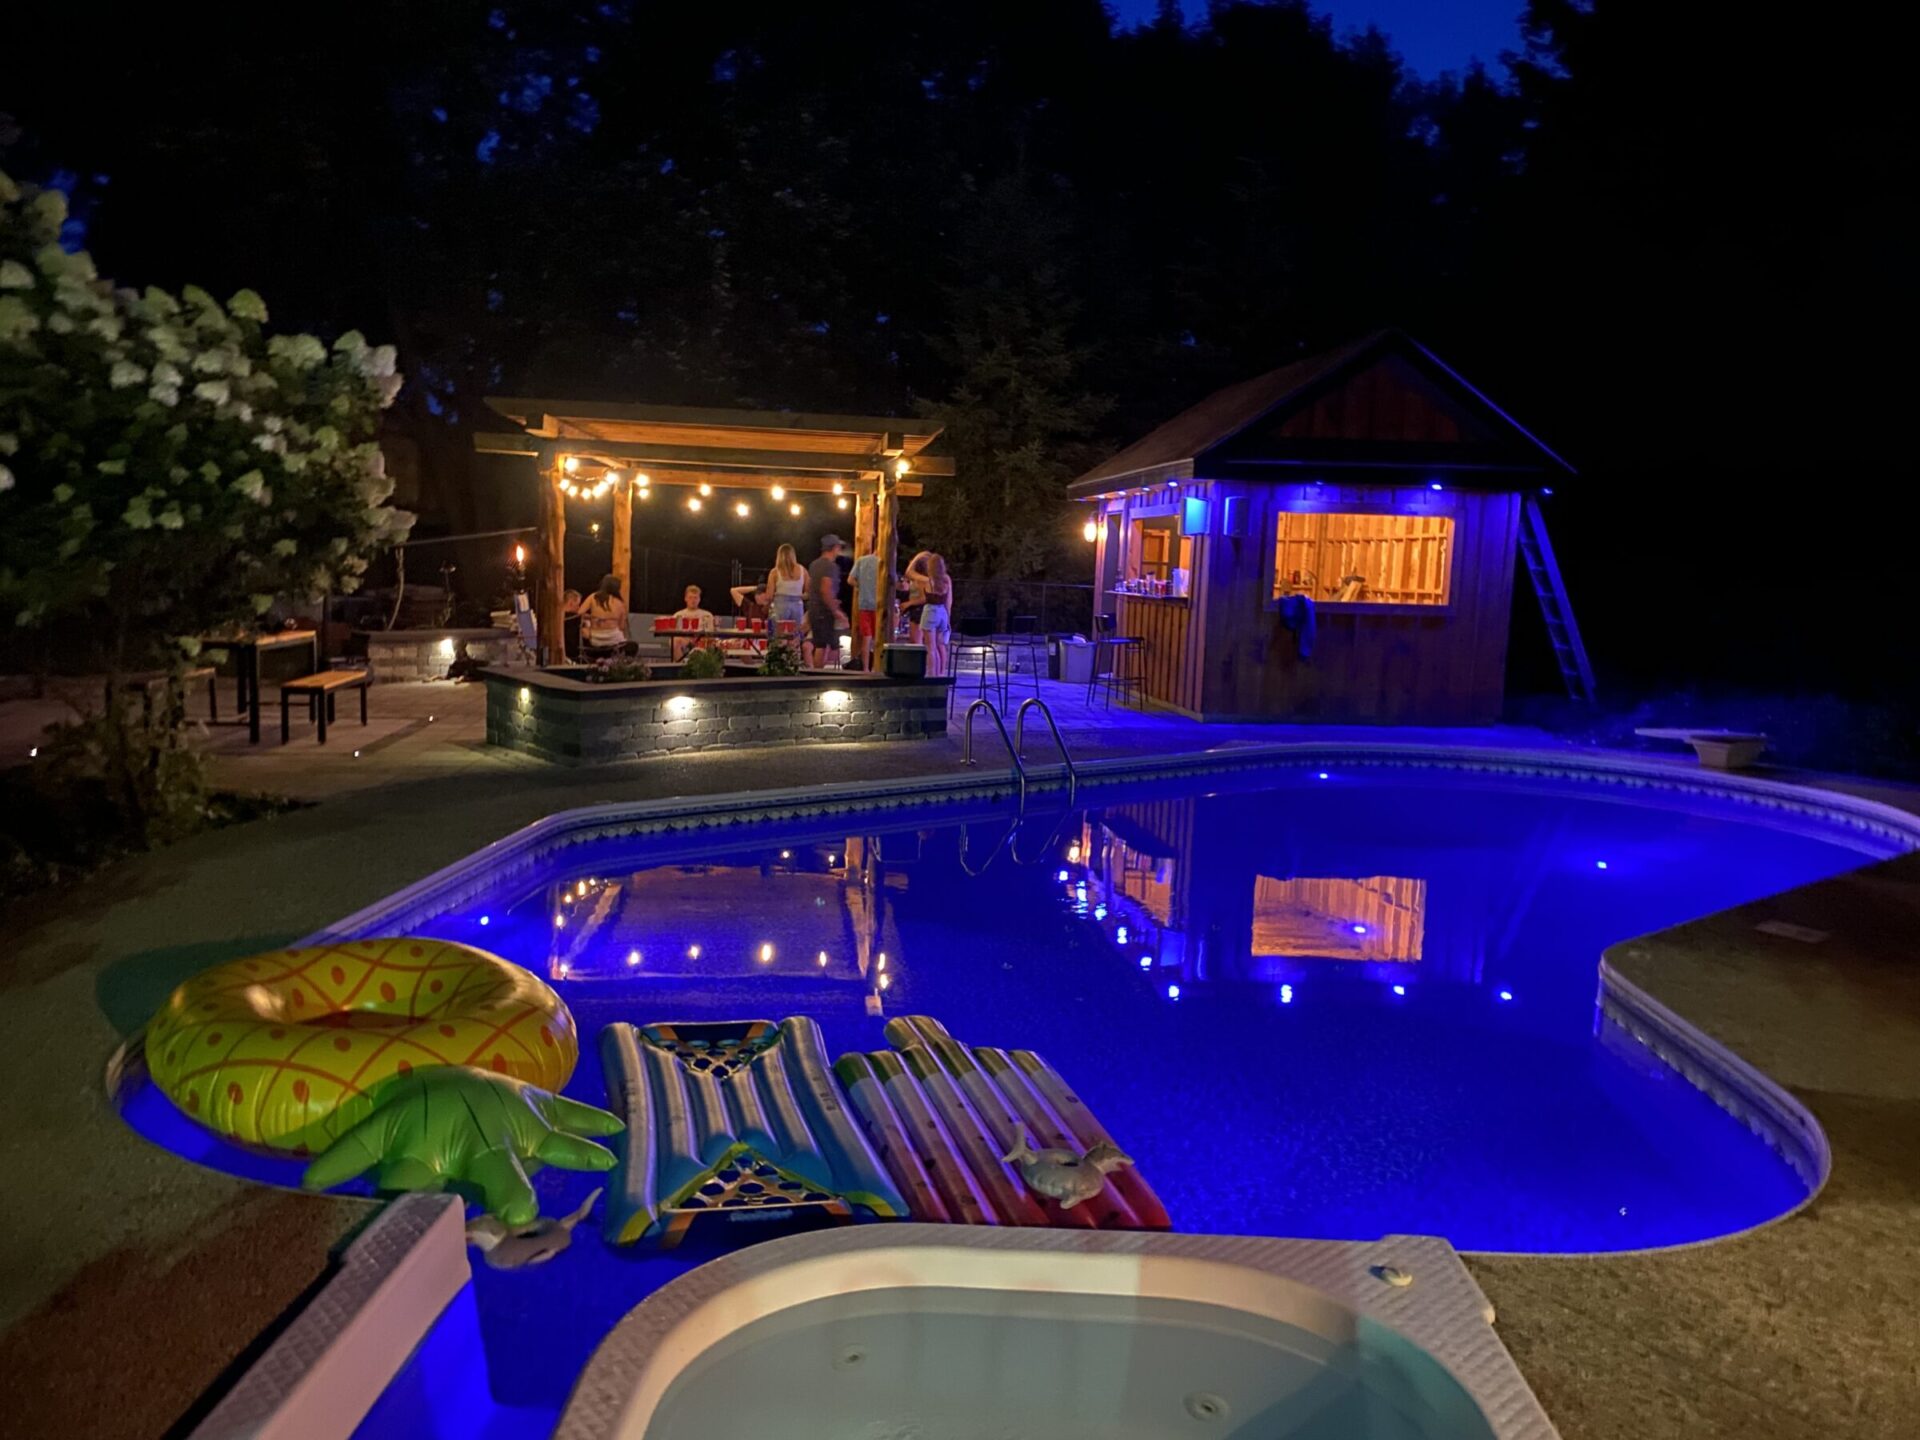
[1118,514,1193,597]
[1273,512,1454,606]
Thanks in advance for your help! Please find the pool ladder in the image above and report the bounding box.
[960,698,1077,809]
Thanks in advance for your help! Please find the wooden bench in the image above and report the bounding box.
[112,667,218,723]
[1634,727,1769,771]
[280,668,372,744]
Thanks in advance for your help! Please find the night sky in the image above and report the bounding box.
[1112,1,1523,76]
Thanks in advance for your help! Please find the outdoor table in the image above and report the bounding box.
[197,628,320,744]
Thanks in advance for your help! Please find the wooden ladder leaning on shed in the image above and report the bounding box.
[1519,496,1596,704]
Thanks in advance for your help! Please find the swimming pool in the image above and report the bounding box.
[116,749,1918,1435]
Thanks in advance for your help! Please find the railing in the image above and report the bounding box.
[960,698,1025,808]
[1014,698,1077,805]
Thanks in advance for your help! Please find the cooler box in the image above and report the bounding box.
[883,643,929,679]
[1056,637,1097,685]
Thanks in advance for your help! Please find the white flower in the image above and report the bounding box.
[109,360,147,389]
[191,347,228,374]
[231,468,270,504]
[149,383,180,407]
[85,316,123,341]
[272,538,298,556]
[376,372,404,408]
[150,359,182,386]
[157,506,184,530]
[52,483,74,502]
[251,593,274,615]
[0,295,40,342]
[1,463,16,492]
[367,343,398,378]
[0,260,32,290]
[96,459,126,476]
[333,328,368,357]
[219,401,253,424]
[123,499,154,529]
[227,289,268,323]
[47,311,75,333]
[192,378,231,405]
[28,190,69,232]
[34,241,94,282]
[261,413,283,434]
[268,333,327,369]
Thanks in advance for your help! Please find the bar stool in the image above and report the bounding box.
[1087,614,1145,710]
[951,617,1006,716]
[1007,615,1045,699]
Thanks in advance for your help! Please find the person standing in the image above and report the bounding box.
[850,546,881,670]
[580,574,633,657]
[805,533,849,668]
[919,553,953,676]
[901,550,932,645]
[763,543,807,639]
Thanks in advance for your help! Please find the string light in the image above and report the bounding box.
[769,485,786,500]
[688,496,702,512]
[734,500,750,518]
[562,456,579,474]
[698,482,713,496]
[837,497,849,511]
[789,502,802,516]
[831,481,844,495]
[894,457,911,477]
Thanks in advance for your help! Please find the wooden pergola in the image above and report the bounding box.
[476,400,952,663]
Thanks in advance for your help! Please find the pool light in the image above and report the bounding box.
[1166,983,1181,1001]
[1316,771,1330,781]
[667,695,695,715]
[1139,955,1153,969]
[1391,984,1406,996]
[1280,984,1294,1004]
[478,914,490,926]
[1498,989,1514,1002]
[1429,481,1444,491]
[1594,860,1609,871]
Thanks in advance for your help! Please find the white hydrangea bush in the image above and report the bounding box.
[0,171,414,663]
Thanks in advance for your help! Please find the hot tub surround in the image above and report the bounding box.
[483,666,952,763]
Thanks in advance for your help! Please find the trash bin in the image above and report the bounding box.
[1056,636,1097,685]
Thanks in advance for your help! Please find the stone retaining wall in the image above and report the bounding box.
[364,628,524,684]
[483,668,951,763]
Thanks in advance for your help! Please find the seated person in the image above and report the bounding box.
[562,588,584,657]
[579,575,634,656]
[671,584,716,631]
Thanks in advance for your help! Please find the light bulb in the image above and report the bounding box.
[698,482,713,496]
[789,502,802,516]
[837,497,849,511]
[734,501,750,518]
[831,481,844,495]
[563,456,579,474]
[1082,519,1098,542]
[688,496,702,512]
[770,485,786,500]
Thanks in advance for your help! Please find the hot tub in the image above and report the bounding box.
[556,1226,1558,1440]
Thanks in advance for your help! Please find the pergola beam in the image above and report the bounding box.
[523,438,954,477]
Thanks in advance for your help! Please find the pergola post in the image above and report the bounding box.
[611,478,633,603]
[875,474,899,670]
[538,456,567,664]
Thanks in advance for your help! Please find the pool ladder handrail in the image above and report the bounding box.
[1014,698,1077,805]
[960,698,1026,808]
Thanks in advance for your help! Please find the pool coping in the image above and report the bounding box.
[289,740,1920,1259]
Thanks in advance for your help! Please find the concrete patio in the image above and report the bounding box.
[0,675,1914,1440]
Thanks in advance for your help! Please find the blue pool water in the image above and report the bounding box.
[117,760,1911,1434]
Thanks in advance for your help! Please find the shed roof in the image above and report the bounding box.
[1069,329,1571,496]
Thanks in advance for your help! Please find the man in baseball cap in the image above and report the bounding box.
[805,534,849,667]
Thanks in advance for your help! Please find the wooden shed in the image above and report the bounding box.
[1069,330,1585,724]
